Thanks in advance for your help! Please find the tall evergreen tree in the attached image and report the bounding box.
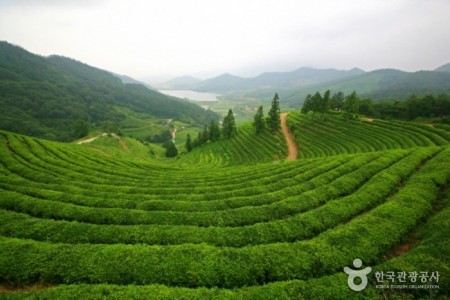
[330,91,344,111]
[194,131,203,147]
[222,109,237,139]
[208,120,221,141]
[301,94,313,114]
[201,124,209,144]
[318,90,330,119]
[310,91,322,117]
[253,105,265,134]
[268,93,281,132]
[185,134,193,152]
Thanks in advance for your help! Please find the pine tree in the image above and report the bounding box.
[208,120,221,141]
[253,105,265,134]
[195,131,203,146]
[301,94,313,114]
[201,124,209,144]
[185,134,193,152]
[311,91,322,117]
[330,91,344,111]
[222,109,237,139]
[268,93,281,132]
[318,90,330,119]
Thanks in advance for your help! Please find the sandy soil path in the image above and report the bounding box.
[280,112,298,160]
[76,133,124,146]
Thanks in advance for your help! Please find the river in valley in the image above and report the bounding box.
[159,89,220,101]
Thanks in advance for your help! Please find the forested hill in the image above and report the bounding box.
[0,41,217,141]
[285,68,450,106]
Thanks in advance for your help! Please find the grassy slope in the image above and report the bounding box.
[0,113,449,299]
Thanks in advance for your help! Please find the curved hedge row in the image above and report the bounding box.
[1,113,449,299]
[178,123,287,166]
[0,147,439,247]
[5,187,449,299]
[0,151,410,227]
[1,148,448,289]
[286,111,450,158]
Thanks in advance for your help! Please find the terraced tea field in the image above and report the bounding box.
[0,113,449,299]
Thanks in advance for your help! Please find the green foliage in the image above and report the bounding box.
[0,76,450,298]
[371,93,450,120]
[300,94,313,114]
[178,123,287,166]
[300,91,330,119]
[185,134,193,152]
[330,91,344,111]
[144,129,172,143]
[286,68,450,107]
[0,120,450,299]
[253,105,265,134]
[343,91,360,118]
[163,141,178,157]
[287,110,450,159]
[267,93,281,131]
[222,109,237,139]
[71,119,90,139]
[101,120,122,136]
[303,90,450,121]
[208,120,221,142]
[0,41,218,141]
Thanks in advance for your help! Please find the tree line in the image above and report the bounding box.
[300,90,450,121]
[253,93,281,134]
[184,109,238,153]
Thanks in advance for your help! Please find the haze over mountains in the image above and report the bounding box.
[1,39,449,143]
[158,67,364,91]
[157,64,450,106]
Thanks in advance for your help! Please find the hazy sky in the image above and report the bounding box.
[1,0,449,82]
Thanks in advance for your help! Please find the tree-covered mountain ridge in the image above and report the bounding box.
[159,63,450,104]
[0,41,217,141]
[158,67,365,92]
[285,67,450,105]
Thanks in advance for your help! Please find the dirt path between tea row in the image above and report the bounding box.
[280,112,298,160]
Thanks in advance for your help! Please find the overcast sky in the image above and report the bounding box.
[0,0,449,82]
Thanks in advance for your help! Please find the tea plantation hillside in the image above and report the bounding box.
[178,123,287,166]
[1,113,449,299]
[287,111,450,158]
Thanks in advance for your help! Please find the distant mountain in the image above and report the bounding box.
[160,67,365,95]
[112,73,153,89]
[435,63,450,72]
[0,41,217,141]
[248,67,365,89]
[196,73,246,92]
[285,68,450,106]
[160,64,450,105]
[157,75,201,89]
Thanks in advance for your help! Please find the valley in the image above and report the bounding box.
[1,112,449,298]
[0,41,449,299]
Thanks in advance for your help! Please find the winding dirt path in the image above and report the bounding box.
[280,112,298,160]
[77,133,120,145]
